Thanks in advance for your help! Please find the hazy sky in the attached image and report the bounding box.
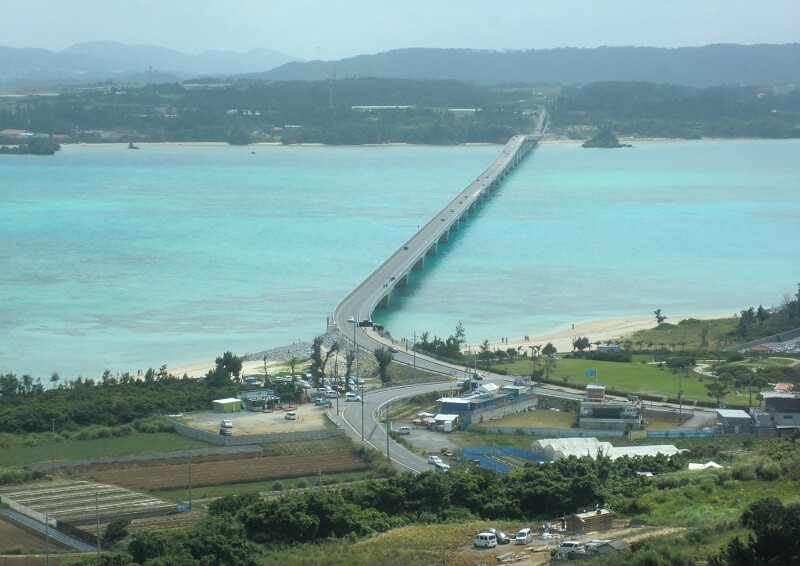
[5,0,798,60]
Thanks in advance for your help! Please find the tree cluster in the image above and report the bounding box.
[109,453,680,564]
[555,82,800,139]
[415,323,466,361]
[0,364,239,434]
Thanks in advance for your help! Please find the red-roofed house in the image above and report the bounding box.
[774,383,795,393]
[0,129,31,138]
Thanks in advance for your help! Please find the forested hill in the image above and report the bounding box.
[257,44,800,88]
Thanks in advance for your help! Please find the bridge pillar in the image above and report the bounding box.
[449,220,459,232]
[426,243,437,257]
[412,257,425,270]
[396,274,409,287]
[438,231,449,244]
[460,211,468,221]
[377,294,389,309]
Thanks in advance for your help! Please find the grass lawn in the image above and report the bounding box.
[623,317,738,350]
[0,432,210,468]
[499,357,766,407]
[259,520,543,566]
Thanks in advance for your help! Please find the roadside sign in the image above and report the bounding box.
[585,369,597,378]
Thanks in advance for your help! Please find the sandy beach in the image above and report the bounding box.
[166,313,730,379]
[467,313,730,356]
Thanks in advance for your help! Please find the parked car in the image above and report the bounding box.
[220,419,233,428]
[219,427,232,436]
[515,527,533,544]
[345,393,361,402]
[396,426,411,435]
[559,541,585,555]
[474,532,497,548]
[434,462,450,473]
[427,455,443,465]
[284,411,297,420]
[314,397,331,407]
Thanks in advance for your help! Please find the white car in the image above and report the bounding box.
[559,541,585,555]
[515,527,533,544]
[347,315,355,322]
[427,455,443,465]
[220,419,233,428]
[284,411,297,420]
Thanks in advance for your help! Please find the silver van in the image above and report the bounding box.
[515,527,533,544]
[559,541,585,555]
[396,426,411,435]
[434,462,450,473]
[474,532,497,548]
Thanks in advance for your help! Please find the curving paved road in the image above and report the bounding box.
[329,382,460,473]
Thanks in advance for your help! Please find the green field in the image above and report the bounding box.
[498,356,766,407]
[618,317,739,350]
[0,432,210,468]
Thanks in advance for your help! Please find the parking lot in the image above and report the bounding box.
[182,402,328,435]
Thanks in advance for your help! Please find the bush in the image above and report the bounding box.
[296,480,307,488]
[113,425,135,437]
[731,462,757,481]
[755,459,781,481]
[272,481,284,491]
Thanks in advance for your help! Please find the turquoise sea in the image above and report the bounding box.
[1,139,798,379]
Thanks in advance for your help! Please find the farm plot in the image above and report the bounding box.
[0,481,176,526]
[0,517,72,552]
[64,450,369,491]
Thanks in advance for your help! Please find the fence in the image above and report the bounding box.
[646,428,715,439]
[462,446,546,474]
[725,327,800,352]
[168,419,344,446]
[478,426,626,438]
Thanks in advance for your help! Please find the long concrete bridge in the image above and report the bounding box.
[333,111,546,360]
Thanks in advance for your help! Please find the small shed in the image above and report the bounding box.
[566,508,614,534]
[597,344,621,353]
[716,409,752,433]
[212,398,242,413]
[585,384,606,402]
[433,414,459,432]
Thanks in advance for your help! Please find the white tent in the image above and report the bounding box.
[532,437,681,462]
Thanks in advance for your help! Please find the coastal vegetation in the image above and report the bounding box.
[1,76,797,147]
[0,136,60,155]
[581,125,631,148]
[56,434,800,564]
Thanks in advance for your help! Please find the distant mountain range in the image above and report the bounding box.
[257,44,800,88]
[1,42,798,88]
[0,41,298,86]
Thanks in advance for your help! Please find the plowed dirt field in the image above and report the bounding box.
[64,450,368,490]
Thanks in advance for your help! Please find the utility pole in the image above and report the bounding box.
[386,414,391,462]
[51,418,55,475]
[95,490,100,553]
[360,384,365,441]
[188,451,193,509]
[413,331,416,373]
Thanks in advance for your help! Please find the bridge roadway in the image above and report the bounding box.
[333,111,547,373]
